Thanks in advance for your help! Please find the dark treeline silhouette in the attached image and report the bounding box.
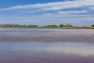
[92,24,94,27]
[0,24,94,29]
[42,24,74,28]
[0,24,38,28]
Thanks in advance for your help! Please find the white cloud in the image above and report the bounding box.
[43,13,91,18]
[43,13,54,15]
[0,0,94,11]
[58,10,87,14]
[0,13,94,26]
[43,10,88,18]
[90,7,94,10]
[0,0,94,26]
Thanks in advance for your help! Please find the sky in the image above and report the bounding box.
[0,0,94,26]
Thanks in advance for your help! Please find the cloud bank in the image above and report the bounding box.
[0,0,94,26]
[0,0,94,11]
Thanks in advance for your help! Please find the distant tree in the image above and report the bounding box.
[69,25,73,27]
[65,24,73,27]
[34,25,38,27]
[28,25,38,27]
[59,24,64,27]
[50,25,58,27]
[67,24,70,27]
[92,24,94,27]
[43,26,47,27]
[28,25,33,27]
[65,25,68,27]
[47,25,51,27]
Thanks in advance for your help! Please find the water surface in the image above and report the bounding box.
[0,28,94,63]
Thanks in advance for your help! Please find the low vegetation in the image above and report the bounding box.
[0,24,38,28]
[0,24,94,29]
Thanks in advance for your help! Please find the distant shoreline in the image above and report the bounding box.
[0,24,94,29]
[0,27,94,29]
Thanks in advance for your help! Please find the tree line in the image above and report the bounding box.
[0,24,94,28]
[0,24,73,28]
[0,24,38,28]
[42,24,73,28]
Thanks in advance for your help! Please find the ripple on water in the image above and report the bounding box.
[0,29,94,43]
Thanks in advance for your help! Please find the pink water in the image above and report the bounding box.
[0,28,94,63]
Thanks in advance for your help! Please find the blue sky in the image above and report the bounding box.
[0,0,94,26]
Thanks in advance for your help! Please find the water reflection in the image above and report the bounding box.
[0,42,94,63]
[0,28,94,63]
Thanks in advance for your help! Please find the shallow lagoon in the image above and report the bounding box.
[0,28,94,63]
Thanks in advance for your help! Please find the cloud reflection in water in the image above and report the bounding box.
[0,42,94,63]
